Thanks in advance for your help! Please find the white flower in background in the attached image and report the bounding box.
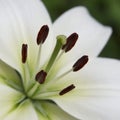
[0,0,120,120]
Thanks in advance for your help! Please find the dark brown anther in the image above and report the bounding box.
[73,55,89,72]
[62,33,78,52]
[21,44,28,63]
[59,84,75,96]
[35,70,47,84]
[37,25,49,45]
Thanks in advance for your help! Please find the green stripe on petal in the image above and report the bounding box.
[33,100,78,120]
[4,100,38,120]
[0,82,25,119]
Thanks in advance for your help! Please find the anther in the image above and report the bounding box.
[59,84,75,95]
[37,25,49,45]
[35,70,47,84]
[73,55,89,72]
[21,44,28,63]
[62,33,78,52]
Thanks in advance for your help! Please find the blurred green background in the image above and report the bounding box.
[42,0,120,59]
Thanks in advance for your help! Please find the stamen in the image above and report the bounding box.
[35,70,47,84]
[37,25,49,45]
[21,44,28,63]
[62,33,78,52]
[51,56,89,84]
[73,55,89,72]
[59,84,75,95]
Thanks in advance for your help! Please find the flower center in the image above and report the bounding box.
[21,25,88,100]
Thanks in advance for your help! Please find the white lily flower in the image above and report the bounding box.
[0,0,120,120]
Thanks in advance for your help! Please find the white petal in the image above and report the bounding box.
[52,96,120,120]
[50,57,120,120]
[0,80,25,119]
[53,7,112,60]
[4,100,38,120]
[34,101,78,120]
[0,0,53,73]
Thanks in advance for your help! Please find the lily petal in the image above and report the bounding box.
[0,0,53,73]
[53,7,112,59]
[52,95,120,120]
[50,57,120,120]
[0,80,25,119]
[34,101,78,120]
[4,100,38,120]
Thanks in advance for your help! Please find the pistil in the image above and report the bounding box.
[45,35,66,73]
[44,33,79,75]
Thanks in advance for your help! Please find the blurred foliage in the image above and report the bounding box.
[42,0,120,59]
